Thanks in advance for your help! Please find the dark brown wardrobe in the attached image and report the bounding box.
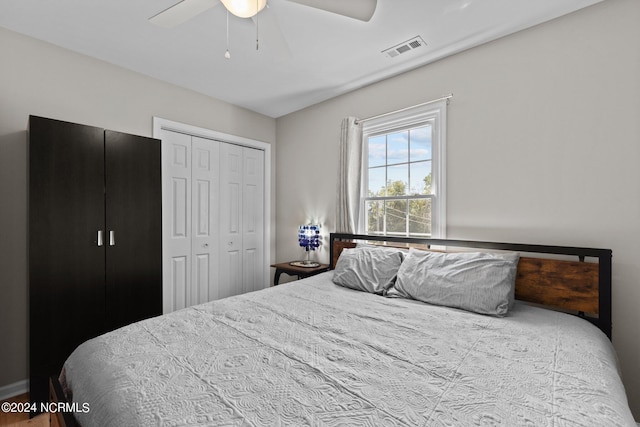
[28,116,162,409]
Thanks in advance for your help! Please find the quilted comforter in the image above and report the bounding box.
[61,272,635,426]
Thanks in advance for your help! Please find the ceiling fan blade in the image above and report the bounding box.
[149,0,219,28]
[285,0,377,22]
[251,6,291,58]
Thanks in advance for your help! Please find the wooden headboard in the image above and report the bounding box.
[329,233,613,339]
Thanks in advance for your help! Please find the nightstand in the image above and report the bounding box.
[270,262,330,286]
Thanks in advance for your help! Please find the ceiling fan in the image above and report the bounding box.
[150,0,377,27]
[149,0,377,57]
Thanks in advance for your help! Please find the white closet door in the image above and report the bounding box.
[219,143,243,299]
[163,128,266,310]
[162,131,192,313]
[191,137,220,304]
[163,132,220,312]
[242,147,265,294]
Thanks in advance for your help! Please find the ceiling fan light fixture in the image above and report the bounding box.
[220,0,267,18]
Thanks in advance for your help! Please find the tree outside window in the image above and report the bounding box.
[365,125,433,237]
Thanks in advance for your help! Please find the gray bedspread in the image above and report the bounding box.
[61,271,635,426]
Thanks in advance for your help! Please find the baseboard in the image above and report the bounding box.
[0,379,29,401]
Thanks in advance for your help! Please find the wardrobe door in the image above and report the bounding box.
[104,130,162,331]
[29,116,106,408]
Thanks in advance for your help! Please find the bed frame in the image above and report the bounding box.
[48,232,613,427]
[330,233,612,339]
[49,376,77,427]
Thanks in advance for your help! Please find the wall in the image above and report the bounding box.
[275,0,640,418]
[0,28,276,393]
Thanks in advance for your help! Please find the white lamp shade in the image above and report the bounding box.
[221,0,267,18]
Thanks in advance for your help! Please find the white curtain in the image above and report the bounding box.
[336,117,363,233]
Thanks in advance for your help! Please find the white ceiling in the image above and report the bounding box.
[0,0,602,118]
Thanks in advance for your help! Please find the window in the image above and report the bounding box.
[361,100,447,237]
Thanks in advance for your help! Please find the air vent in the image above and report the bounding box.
[382,36,426,58]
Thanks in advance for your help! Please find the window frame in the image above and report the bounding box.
[360,100,447,238]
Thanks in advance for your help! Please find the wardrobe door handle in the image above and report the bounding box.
[97,230,104,247]
[109,230,115,246]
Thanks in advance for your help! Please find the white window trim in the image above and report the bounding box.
[359,100,447,238]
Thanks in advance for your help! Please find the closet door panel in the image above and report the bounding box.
[191,137,220,304]
[219,143,244,298]
[104,130,162,331]
[162,131,192,312]
[242,147,265,293]
[28,116,106,407]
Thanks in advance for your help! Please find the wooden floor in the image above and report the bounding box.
[0,394,49,427]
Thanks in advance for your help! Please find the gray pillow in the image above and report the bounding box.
[332,246,404,294]
[394,248,519,316]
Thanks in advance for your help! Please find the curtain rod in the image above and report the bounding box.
[355,93,453,125]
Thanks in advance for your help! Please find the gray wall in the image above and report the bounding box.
[0,28,276,390]
[275,0,640,418]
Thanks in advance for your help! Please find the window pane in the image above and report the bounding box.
[409,198,432,236]
[410,126,432,162]
[387,164,408,196]
[387,131,408,164]
[366,200,384,235]
[368,167,386,196]
[385,199,407,235]
[409,161,432,195]
[368,135,386,167]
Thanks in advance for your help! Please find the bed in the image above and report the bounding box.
[52,233,636,426]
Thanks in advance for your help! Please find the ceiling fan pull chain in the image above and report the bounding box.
[256,0,260,50]
[225,10,231,59]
